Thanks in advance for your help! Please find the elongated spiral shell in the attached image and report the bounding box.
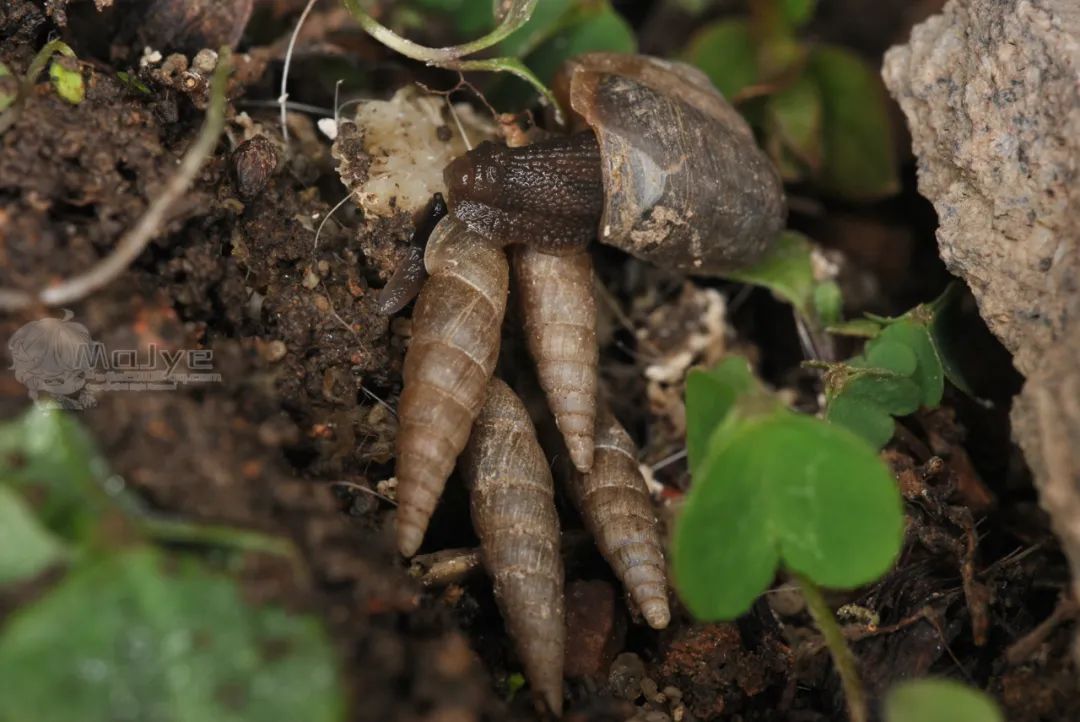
[514,245,599,473]
[395,215,509,557]
[569,408,669,629]
[462,378,565,716]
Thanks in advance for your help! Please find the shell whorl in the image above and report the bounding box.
[513,245,598,473]
[394,215,509,557]
[462,378,565,716]
[570,408,670,629]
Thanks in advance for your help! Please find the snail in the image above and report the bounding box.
[392,52,785,558]
[381,51,785,713]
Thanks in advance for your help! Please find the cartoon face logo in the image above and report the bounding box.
[8,310,96,409]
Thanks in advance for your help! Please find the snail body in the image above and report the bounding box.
[462,378,565,717]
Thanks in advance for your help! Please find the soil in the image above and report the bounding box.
[1,1,1076,721]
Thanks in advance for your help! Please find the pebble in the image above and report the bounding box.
[609,652,646,701]
[232,135,278,200]
[564,579,623,680]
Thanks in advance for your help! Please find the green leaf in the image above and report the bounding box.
[807,45,898,200]
[765,73,823,177]
[0,485,69,585]
[0,407,114,544]
[726,230,816,317]
[926,284,979,397]
[812,281,843,326]
[780,0,818,28]
[685,357,758,474]
[674,410,903,618]
[827,318,883,338]
[824,393,896,450]
[522,3,636,85]
[860,340,917,376]
[496,0,574,59]
[116,71,151,96]
[49,57,84,104]
[680,19,758,99]
[825,364,921,448]
[412,0,496,38]
[885,679,1003,722]
[0,549,345,722]
[868,320,944,407]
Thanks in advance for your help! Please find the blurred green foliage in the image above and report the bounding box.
[681,0,899,200]
[0,408,345,722]
[885,679,1003,722]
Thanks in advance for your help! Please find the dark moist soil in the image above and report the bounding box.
[1,2,1077,721]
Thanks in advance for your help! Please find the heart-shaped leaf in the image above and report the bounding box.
[674,409,902,619]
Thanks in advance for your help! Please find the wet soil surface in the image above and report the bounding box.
[1,2,1076,721]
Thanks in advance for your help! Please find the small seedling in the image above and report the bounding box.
[675,356,903,722]
[49,55,84,105]
[675,356,904,619]
[822,285,971,448]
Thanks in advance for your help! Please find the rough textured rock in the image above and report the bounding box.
[882,0,1080,377]
[1011,334,1080,612]
[884,0,1080,654]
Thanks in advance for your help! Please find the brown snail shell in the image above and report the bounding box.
[513,245,599,473]
[569,408,669,629]
[462,378,565,717]
[553,52,787,275]
[394,215,510,557]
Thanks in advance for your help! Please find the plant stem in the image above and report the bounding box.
[795,572,867,722]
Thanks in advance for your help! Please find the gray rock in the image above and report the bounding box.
[882,0,1080,377]
[884,0,1080,654]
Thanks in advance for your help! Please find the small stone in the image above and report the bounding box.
[564,579,625,680]
[263,339,287,363]
[232,135,278,200]
[609,652,646,701]
[192,48,218,74]
[640,676,660,702]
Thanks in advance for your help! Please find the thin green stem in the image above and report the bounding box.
[795,572,867,722]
